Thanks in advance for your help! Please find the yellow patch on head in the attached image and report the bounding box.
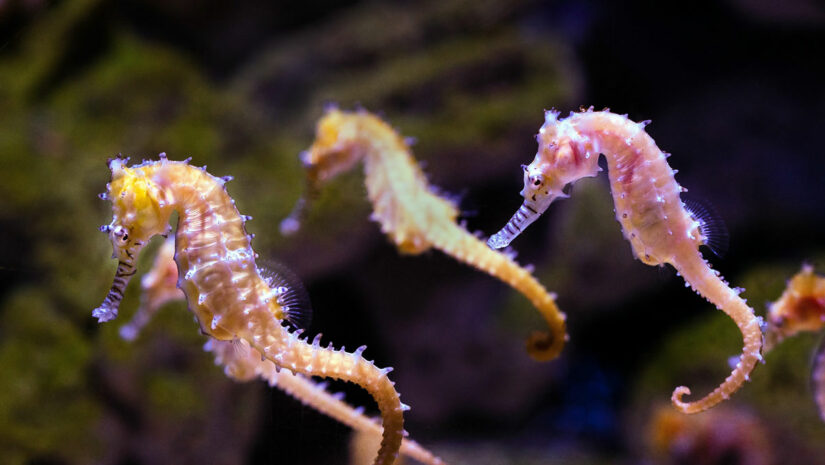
[313,109,346,152]
[108,163,164,239]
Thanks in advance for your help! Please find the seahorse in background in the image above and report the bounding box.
[647,404,772,465]
[488,108,763,413]
[121,236,445,465]
[93,156,406,465]
[764,265,825,421]
[765,265,825,350]
[280,108,567,361]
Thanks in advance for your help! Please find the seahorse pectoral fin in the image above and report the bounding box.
[487,199,551,249]
[93,259,137,323]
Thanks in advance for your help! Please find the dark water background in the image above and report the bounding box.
[0,0,823,464]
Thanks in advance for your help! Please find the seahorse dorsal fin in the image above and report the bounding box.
[258,260,313,331]
[684,198,729,258]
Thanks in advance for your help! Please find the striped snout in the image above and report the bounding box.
[92,259,137,322]
[487,201,542,249]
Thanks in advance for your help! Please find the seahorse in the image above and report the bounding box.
[121,236,445,465]
[488,108,763,413]
[93,155,405,465]
[763,265,825,421]
[280,108,567,361]
[764,265,825,350]
[647,404,772,465]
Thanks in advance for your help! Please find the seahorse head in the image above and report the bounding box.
[765,265,825,350]
[93,157,172,322]
[488,110,602,249]
[104,158,172,256]
[280,108,368,236]
[302,107,368,184]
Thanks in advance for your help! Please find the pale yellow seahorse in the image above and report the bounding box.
[764,265,825,421]
[280,108,567,361]
[488,108,763,413]
[93,155,406,465]
[121,236,444,465]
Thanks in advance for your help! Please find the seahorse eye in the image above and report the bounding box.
[531,175,543,187]
[112,225,130,243]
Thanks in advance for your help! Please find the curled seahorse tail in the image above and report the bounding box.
[670,253,763,414]
[212,339,445,465]
[246,325,404,465]
[434,223,568,361]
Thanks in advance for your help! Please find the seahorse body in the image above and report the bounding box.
[280,108,567,361]
[489,109,763,413]
[121,237,445,465]
[93,156,405,465]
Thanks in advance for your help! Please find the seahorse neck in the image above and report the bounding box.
[154,164,265,340]
[358,116,425,202]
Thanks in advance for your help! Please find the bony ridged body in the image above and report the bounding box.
[121,237,444,465]
[94,157,404,465]
[489,109,763,413]
[282,108,567,361]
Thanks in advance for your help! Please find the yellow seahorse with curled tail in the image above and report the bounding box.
[488,108,764,413]
[120,236,445,465]
[280,108,567,361]
[93,155,407,465]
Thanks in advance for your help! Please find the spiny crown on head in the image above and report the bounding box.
[104,157,172,255]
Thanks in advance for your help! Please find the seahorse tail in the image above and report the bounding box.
[671,300,763,414]
[247,328,404,465]
[223,340,446,465]
[433,224,568,361]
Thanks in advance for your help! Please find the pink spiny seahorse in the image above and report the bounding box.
[121,236,445,465]
[488,108,763,413]
[93,156,406,465]
[280,108,567,361]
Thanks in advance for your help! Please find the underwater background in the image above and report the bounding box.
[1,0,824,464]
